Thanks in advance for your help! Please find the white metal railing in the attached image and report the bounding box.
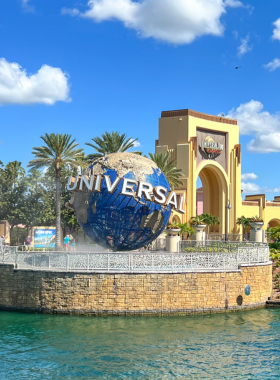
[1,246,270,273]
[178,240,267,253]
[205,234,243,242]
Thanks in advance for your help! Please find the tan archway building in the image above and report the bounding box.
[156,108,280,236]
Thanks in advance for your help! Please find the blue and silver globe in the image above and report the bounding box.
[74,153,172,251]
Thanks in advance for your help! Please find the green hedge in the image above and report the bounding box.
[269,242,280,250]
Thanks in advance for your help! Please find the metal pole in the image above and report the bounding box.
[225,204,228,242]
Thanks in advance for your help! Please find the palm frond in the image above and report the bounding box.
[28,133,85,171]
[148,152,183,189]
[85,131,140,157]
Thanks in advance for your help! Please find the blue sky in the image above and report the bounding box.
[0,0,280,198]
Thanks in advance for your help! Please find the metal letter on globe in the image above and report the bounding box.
[72,153,172,251]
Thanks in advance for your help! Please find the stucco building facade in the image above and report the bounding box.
[156,108,280,236]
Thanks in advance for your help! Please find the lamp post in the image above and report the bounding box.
[225,199,232,241]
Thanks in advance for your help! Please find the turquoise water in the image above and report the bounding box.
[0,310,280,379]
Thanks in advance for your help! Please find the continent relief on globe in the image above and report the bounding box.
[66,153,184,251]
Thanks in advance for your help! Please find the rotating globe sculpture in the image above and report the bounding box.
[73,153,172,251]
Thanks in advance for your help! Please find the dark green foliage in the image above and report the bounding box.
[28,133,85,248]
[148,152,183,189]
[269,242,280,250]
[86,131,141,162]
[0,160,83,244]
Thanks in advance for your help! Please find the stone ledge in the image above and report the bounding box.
[266,300,280,308]
[239,262,272,268]
[0,302,266,316]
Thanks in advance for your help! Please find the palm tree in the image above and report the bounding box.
[178,223,195,240]
[148,152,183,189]
[200,213,220,228]
[85,131,141,162]
[236,216,251,236]
[28,133,85,248]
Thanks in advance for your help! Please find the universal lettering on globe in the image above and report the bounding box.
[66,153,183,251]
[67,174,185,213]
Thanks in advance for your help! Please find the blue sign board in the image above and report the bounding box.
[34,229,56,248]
[245,285,251,296]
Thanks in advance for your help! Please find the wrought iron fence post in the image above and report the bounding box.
[15,249,18,268]
[131,253,133,272]
[152,254,154,271]
[257,248,260,263]
[32,252,35,268]
[237,247,239,266]
[223,255,225,270]
[191,253,193,270]
[107,253,110,271]
[171,253,174,272]
[66,254,69,271]
[48,252,51,269]
[87,253,90,272]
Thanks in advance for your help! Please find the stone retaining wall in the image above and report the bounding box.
[0,263,272,315]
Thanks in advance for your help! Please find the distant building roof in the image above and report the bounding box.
[161,108,237,125]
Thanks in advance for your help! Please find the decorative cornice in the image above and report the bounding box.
[161,109,237,125]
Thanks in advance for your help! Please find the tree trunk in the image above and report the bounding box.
[55,168,61,249]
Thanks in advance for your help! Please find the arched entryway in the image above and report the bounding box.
[172,215,180,224]
[267,219,280,228]
[196,163,229,235]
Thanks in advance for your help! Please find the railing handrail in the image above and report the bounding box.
[1,246,270,273]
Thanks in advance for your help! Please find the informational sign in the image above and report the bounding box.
[245,285,251,296]
[201,136,224,156]
[196,128,227,171]
[34,228,56,248]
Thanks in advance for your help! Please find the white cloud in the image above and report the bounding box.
[247,133,280,153]
[241,173,258,181]
[226,100,280,152]
[133,141,141,147]
[242,182,280,195]
[237,34,252,57]
[22,0,34,12]
[272,18,280,41]
[224,0,243,7]
[263,58,280,72]
[0,58,71,105]
[63,0,245,44]
[264,186,280,193]
[241,182,260,194]
[232,30,238,39]
[61,8,80,17]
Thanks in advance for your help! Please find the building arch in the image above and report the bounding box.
[267,219,280,228]
[196,161,229,235]
[172,215,180,224]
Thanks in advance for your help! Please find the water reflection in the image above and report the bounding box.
[0,310,279,379]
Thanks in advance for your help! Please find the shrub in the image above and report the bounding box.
[269,242,280,250]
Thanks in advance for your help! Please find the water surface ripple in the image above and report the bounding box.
[0,309,280,379]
